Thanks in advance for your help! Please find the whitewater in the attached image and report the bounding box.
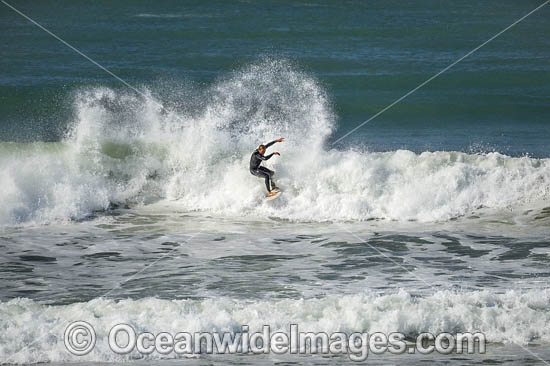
[3,289,550,364]
[1,61,549,227]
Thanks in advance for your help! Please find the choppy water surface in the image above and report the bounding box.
[2,204,550,364]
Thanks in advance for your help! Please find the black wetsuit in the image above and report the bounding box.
[250,140,276,192]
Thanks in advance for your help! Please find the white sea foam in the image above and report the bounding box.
[1,289,550,364]
[0,60,549,226]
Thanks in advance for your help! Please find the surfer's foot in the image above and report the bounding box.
[267,191,278,197]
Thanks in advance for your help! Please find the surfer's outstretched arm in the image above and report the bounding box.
[264,137,284,149]
[261,151,281,161]
[259,153,274,161]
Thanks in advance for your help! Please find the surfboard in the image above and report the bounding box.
[264,190,282,201]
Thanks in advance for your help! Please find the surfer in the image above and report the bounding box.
[250,138,284,197]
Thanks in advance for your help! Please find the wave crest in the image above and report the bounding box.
[0,60,549,226]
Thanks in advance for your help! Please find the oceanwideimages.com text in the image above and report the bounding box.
[65,321,486,361]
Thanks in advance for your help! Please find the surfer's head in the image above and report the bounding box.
[258,144,266,155]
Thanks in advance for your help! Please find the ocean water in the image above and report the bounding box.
[1,0,550,364]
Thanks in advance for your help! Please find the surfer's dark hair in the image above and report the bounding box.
[258,144,265,150]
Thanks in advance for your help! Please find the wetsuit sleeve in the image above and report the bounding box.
[264,140,277,149]
[259,153,274,161]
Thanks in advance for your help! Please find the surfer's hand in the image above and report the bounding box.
[274,152,280,156]
[276,138,284,143]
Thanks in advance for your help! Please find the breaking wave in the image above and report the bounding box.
[1,60,549,226]
[2,289,550,363]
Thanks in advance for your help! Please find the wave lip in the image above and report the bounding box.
[1,289,549,364]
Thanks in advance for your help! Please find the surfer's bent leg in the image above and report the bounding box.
[251,168,272,192]
[258,167,274,191]
[258,166,274,177]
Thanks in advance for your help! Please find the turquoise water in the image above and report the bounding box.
[2,1,550,365]
[2,0,549,155]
